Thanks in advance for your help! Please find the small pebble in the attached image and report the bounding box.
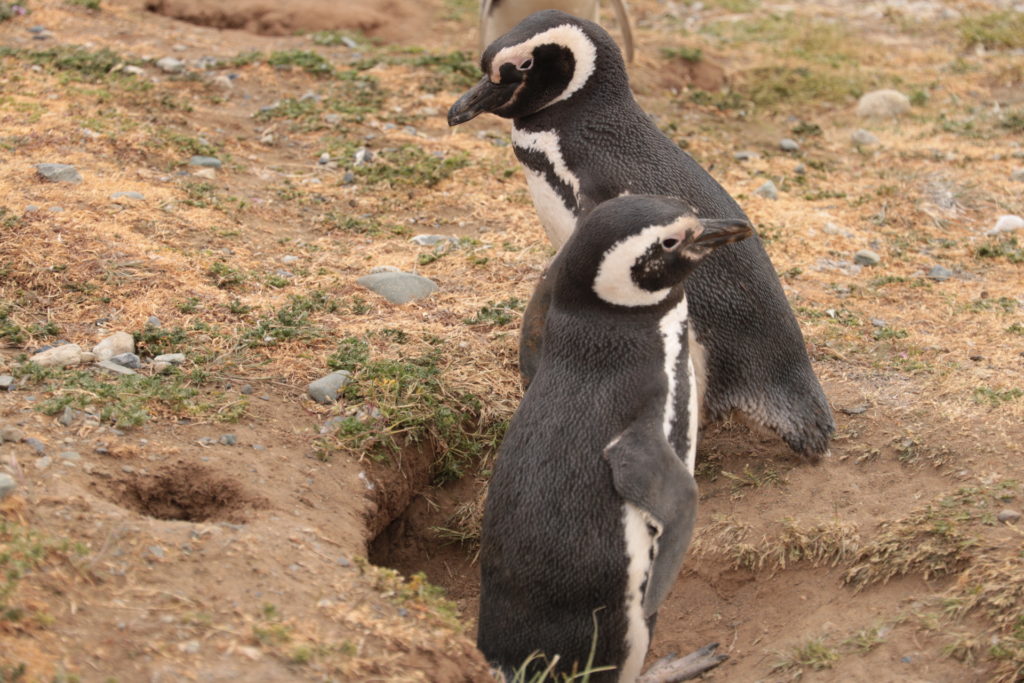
[840,404,868,415]
[59,451,82,461]
[779,138,800,152]
[851,129,880,146]
[110,191,145,201]
[0,375,16,391]
[252,444,266,451]
[927,264,954,281]
[356,271,438,305]
[189,155,222,168]
[146,316,162,328]
[121,465,136,473]
[794,163,806,174]
[153,361,172,374]
[308,370,353,405]
[853,249,881,266]
[58,406,76,427]
[856,89,911,118]
[193,168,217,180]
[97,360,137,375]
[1011,168,1024,183]
[149,545,166,559]
[35,163,83,184]
[34,456,52,470]
[109,352,141,369]
[870,318,887,327]
[754,180,778,200]
[153,353,186,365]
[0,426,25,443]
[0,474,15,501]
[240,384,255,395]
[25,437,47,454]
[733,150,758,161]
[997,509,1021,524]
[219,433,237,446]
[986,214,1024,236]
[155,57,185,74]
[122,65,146,77]
[410,234,457,247]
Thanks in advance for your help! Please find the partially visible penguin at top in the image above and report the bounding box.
[480,0,634,62]
[448,10,835,462]
[478,194,751,682]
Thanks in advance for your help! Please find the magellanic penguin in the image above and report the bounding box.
[478,194,750,682]
[447,10,835,461]
[480,0,634,63]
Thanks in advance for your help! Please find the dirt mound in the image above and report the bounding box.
[144,0,432,41]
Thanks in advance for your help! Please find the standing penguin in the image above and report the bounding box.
[479,0,634,63]
[448,10,834,461]
[478,194,750,682]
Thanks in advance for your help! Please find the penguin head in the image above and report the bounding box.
[557,195,753,309]
[448,10,623,125]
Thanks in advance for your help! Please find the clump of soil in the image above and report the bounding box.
[109,461,267,523]
[144,0,431,41]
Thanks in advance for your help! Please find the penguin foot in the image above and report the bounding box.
[636,642,727,682]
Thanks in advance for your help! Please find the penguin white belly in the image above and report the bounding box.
[523,167,578,247]
[512,126,582,248]
[621,501,656,683]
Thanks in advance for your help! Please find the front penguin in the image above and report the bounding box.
[449,10,835,462]
[477,195,751,682]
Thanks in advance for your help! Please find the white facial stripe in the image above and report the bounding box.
[491,24,597,106]
[621,502,655,683]
[659,296,688,448]
[591,217,700,307]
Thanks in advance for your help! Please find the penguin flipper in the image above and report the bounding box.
[518,267,553,386]
[603,419,698,618]
[636,643,728,682]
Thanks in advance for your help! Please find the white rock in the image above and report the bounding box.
[193,168,217,180]
[30,344,85,368]
[986,214,1024,236]
[92,331,135,361]
[856,89,911,118]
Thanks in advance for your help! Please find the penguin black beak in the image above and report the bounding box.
[448,76,518,126]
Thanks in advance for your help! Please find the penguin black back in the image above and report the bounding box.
[449,10,835,461]
[478,195,750,681]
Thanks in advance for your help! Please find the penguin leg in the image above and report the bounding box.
[636,643,728,682]
[518,266,553,387]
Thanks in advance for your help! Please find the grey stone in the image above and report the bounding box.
[34,456,52,470]
[794,163,806,175]
[146,315,162,328]
[30,343,85,368]
[111,191,145,201]
[870,318,887,327]
[986,214,1024,236]
[998,509,1021,524]
[122,65,146,77]
[121,465,136,473]
[0,375,15,390]
[153,361,172,374]
[1011,168,1024,182]
[823,222,854,238]
[779,138,800,152]
[58,406,75,427]
[36,163,82,183]
[198,436,216,446]
[853,249,881,266]
[308,370,353,405]
[252,444,266,451]
[92,331,135,361]
[754,180,779,200]
[97,360,137,375]
[1,426,25,443]
[356,272,438,305]
[59,451,81,461]
[219,433,237,446]
[148,545,166,559]
[153,353,186,365]
[48,206,64,213]
[189,155,222,168]
[109,352,141,369]
[354,148,373,165]
[281,255,299,265]
[25,437,46,455]
[410,234,457,247]
[733,150,758,161]
[927,265,954,281]
[342,171,356,185]
[369,265,402,274]
[156,57,185,74]
[192,167,216,180]
[851,129,880,146]
[0,474,15,501]
[240,384,254,395]
[857,89,911,118]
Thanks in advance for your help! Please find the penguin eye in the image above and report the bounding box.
[516,58,533,71]
[661,238,680,250]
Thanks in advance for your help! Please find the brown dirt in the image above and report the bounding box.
[1,0,1023,681]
